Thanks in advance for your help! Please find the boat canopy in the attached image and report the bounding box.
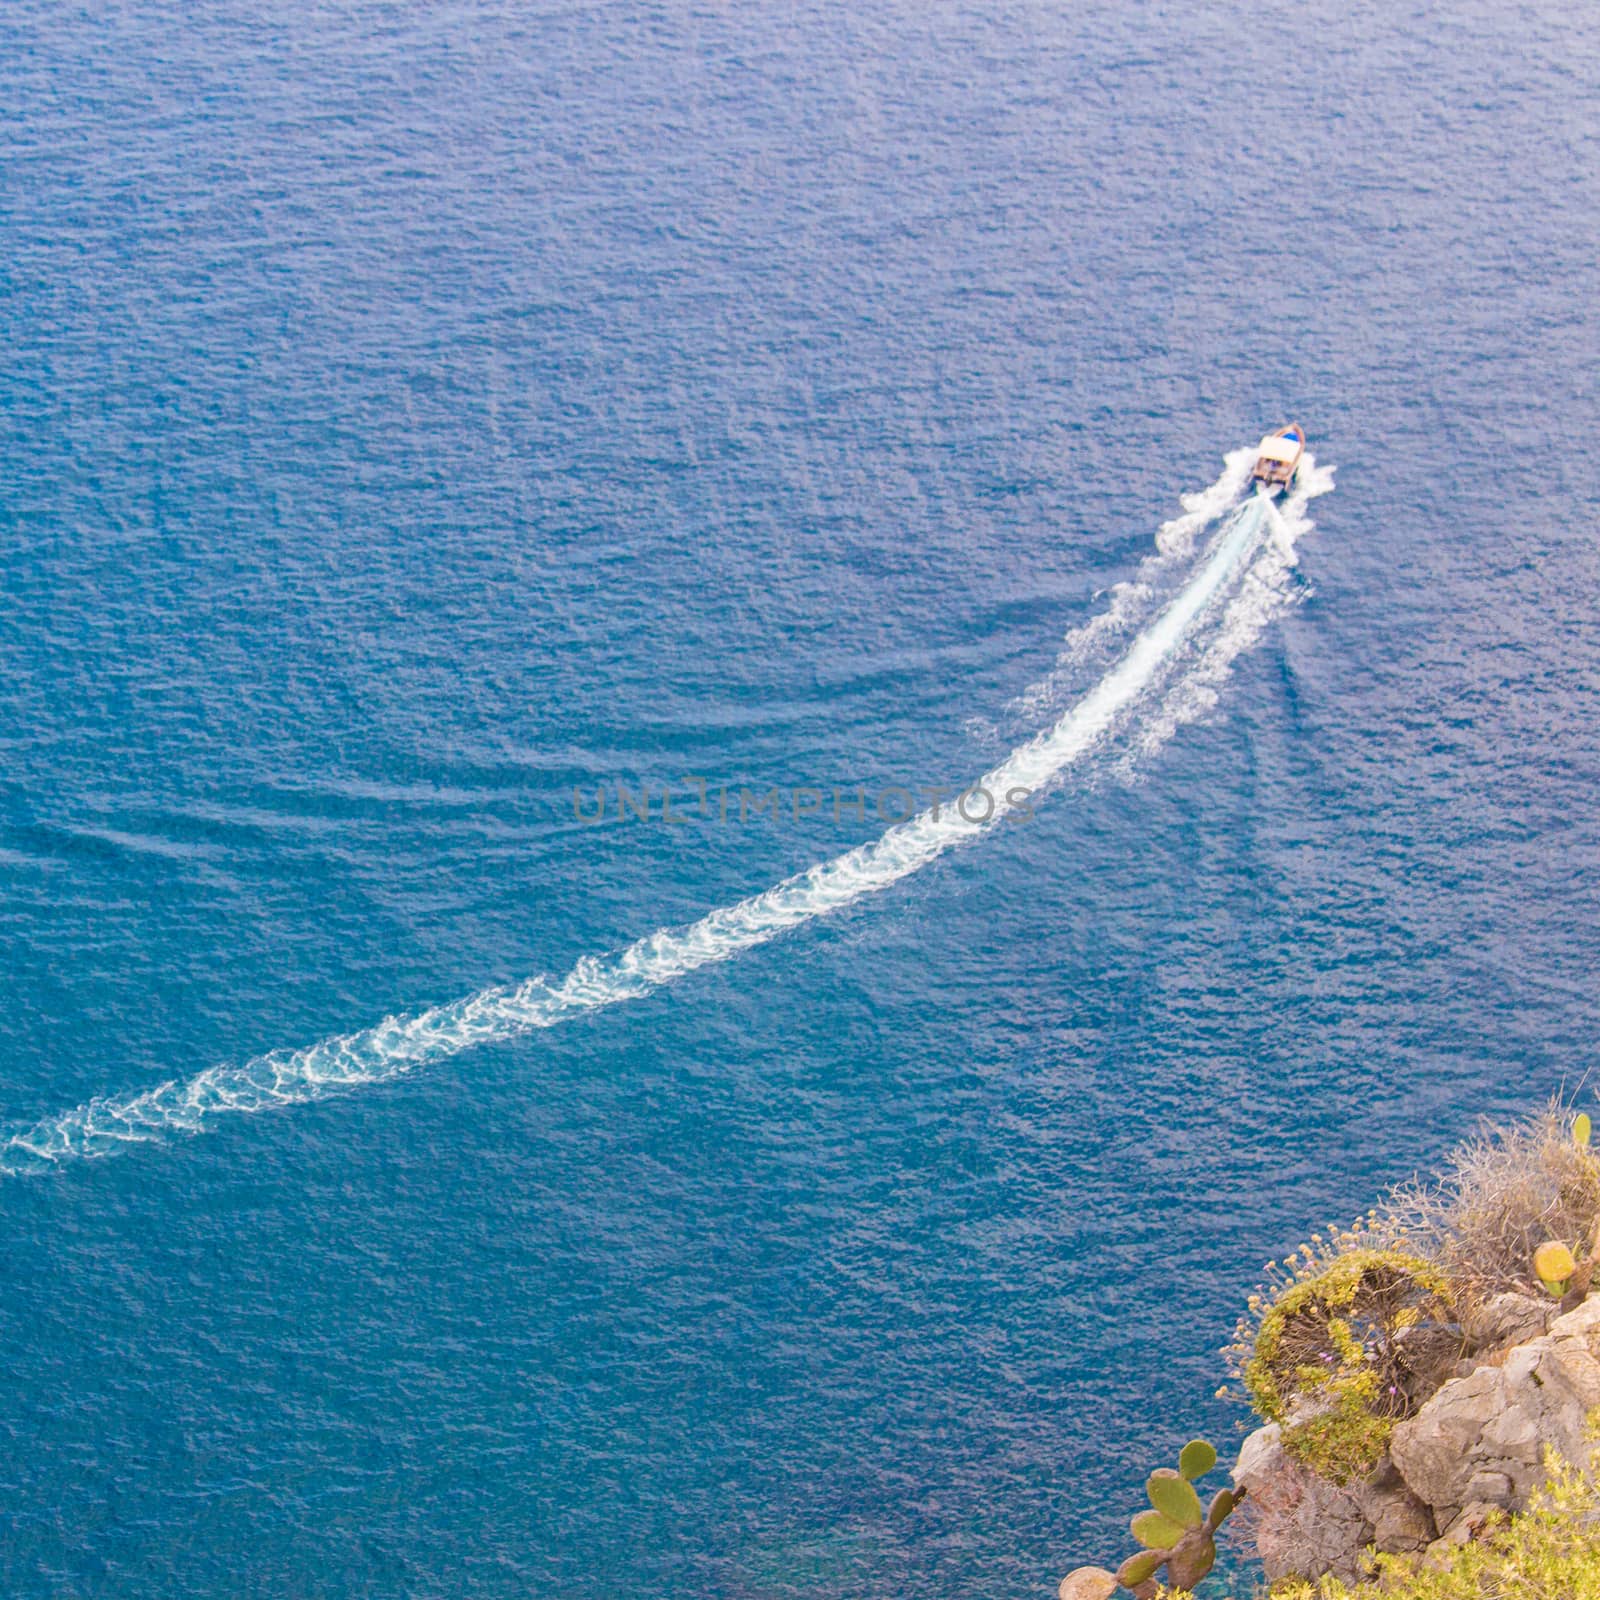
[1257,437,1301,463]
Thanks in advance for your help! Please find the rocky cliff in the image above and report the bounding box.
[1233,1290,1600,1584]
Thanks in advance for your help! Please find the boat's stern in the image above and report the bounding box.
[1250,424,1305,493]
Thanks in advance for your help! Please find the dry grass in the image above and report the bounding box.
[1384,1101,1600,1309]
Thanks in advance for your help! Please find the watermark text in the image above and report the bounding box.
[572,779,1036,829]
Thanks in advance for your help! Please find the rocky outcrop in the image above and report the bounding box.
[1456,1289,1555,1352]
[1232,1425,1432,1584]
[1391,1293,1600,1532]
[1234,1292,1600,1584]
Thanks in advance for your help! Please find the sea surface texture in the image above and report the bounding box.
[2,2,1597,1595]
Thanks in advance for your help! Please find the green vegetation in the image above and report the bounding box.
[1268,1451,1600,1599]
[1060,1438,1242,1600]
[1233,1249,1456,1482]
[1118,1438,1239,1596]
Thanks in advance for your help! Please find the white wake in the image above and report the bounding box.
[1,451,1333,1174]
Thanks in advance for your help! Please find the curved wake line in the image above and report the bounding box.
[2,458,1331,1174]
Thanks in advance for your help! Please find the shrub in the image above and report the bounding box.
[1267,1450,1600,1598]
[1235,1250,1457,1483]
[1388,1102,1600,1310]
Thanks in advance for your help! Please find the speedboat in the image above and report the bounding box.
[1250,424,1305,494]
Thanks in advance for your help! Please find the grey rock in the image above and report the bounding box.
[1231,1425,1432,1584]
[1462,1469,1513,1504]
[1390,1293,1600,1517]
[1369,1479,1435,1551]
[1430,1501,1501,1558]
[1459,1291,1554,1355]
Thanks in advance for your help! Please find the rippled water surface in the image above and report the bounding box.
[2,3,1598,1595]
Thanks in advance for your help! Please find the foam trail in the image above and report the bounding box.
[1009,446,1258,726]
[1124,452,1334,767]
[1,459,1329,1174]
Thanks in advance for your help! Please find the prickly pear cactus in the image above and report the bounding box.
[1063,1436,1244,1600]
[1057,1567,1118,1600]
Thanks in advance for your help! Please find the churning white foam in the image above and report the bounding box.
[0,451,1332,1174]
[1008,446,1259,728]
[1124,453,1334,768]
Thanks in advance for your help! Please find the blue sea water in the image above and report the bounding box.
[2,1,1598,1594]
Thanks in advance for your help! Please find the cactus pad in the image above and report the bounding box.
[1205,1487,1238,1531]
[1145,1468,1203,1529]
[1535,1240,1576,1292]
[1115,1548,1163,1589]
[1177,1438,1218,1480]
[1129,1509,1184,1550]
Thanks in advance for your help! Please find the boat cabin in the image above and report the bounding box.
[1251,424,1305,493]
